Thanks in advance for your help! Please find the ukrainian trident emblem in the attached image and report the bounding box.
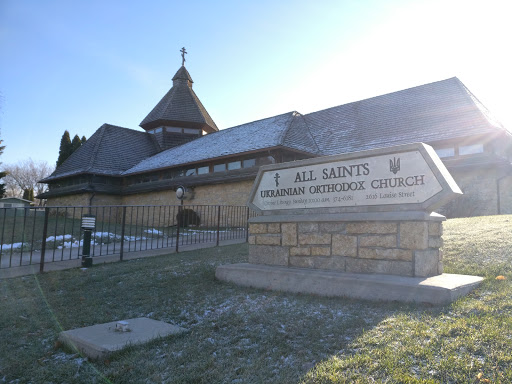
[390,157,400,174]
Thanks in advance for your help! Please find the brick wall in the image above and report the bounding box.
[248,219,443,277]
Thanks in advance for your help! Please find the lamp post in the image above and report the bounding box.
[175,186,186,204]
[81,215,96,267]
[175,186,186,253]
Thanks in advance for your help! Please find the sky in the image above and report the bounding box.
[1,0,511,167]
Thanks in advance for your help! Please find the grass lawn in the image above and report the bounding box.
[1,215,512,383]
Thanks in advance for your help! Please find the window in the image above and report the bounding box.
[227,161,241,170]
[163,170,175,180]
[257,156,275,165]
[197,166,209,175]
[93,176,107,184]
[435,147,455,158]
[243,158,256,168]
[459,144,484,156]
[213,163,226,172]
[154,127,162,133]
[183,128,200,135]
[166,127,182,133]
[282,154,296,162]
[185,168,196,176]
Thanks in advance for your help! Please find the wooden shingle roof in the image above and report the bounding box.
[43,77,511,186]
[304,77,508,155]
[41,124,160,182]
[124,112,319,175]
[139,66,218,132]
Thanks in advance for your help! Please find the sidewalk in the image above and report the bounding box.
[0,238,246,279]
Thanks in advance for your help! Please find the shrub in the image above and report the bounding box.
[439,194,481,218]
[176,208,200,227]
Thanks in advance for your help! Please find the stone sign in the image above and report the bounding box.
[217,142,482,305]
[248,143,462,213]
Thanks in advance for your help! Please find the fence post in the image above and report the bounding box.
[39,207,49,273]
[176,205,182,253]
[119,206,127,261]
[245,207,250,242]
[216,206,221,247]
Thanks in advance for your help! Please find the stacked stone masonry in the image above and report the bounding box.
[248,220,443,277]
[47,180,254,225]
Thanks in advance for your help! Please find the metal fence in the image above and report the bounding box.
[0,204,256,272]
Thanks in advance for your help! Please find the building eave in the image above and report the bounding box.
[122,146,317,177]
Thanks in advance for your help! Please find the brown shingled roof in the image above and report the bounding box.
[304,77,509,155]
[41,124,160,182]
[139,66,218,132]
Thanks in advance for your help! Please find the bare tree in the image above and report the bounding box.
[3,159,54,203]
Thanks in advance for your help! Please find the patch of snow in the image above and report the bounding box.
[144,228,163,235]
[46,234,73,242]
[0,242,23,250]
[93,232,116,238]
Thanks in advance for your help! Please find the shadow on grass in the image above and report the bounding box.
[2,214,512,383]
[300,215,512,383]
[1,243,419,383]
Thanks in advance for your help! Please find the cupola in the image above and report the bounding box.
[140,48,218,150]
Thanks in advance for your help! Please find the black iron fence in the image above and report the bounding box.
[0,204,256,272]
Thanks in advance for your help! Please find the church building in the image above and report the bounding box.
[39,56,512,218]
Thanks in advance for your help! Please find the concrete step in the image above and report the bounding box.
[216,263,484,305]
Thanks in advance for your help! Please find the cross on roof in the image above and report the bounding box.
[180,47,187,66]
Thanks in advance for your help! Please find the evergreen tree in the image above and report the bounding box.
[56,130,72,167]
[56,131,88,168]
[0,139,6,198]
[22,188,34,201]
[71,134,82,152]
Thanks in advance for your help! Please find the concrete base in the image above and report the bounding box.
[59,317,186,360]
[216,263,483,305]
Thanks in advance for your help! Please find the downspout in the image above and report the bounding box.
[88,183,96,215]
[267,150,278,164]
[496,167,512,214]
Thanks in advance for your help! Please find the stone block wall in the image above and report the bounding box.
[499,174,512,214]
[47,193,93,219]
[192,180,254,206]
[122,181,254,227]
[47,193,124,221]
[47,193,92,209]
[122,190,174,206]
[443,168,512,217]
[248,219,443,277]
